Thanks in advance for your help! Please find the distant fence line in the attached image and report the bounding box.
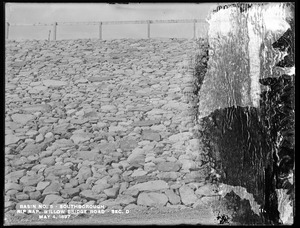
[5,19,206,40]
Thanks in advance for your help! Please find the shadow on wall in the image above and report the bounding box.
[196,2,294,225]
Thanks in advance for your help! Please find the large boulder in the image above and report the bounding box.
[179,185,198,206]
[127,180,169,192]
[137,192,168,207]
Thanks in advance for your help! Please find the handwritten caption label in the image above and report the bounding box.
[16,204,130,219]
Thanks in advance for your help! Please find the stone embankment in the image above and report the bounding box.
[5,38,213,218]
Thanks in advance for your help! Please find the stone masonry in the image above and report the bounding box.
[5,38,215,217]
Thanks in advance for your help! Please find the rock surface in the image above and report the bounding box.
[137,192,169,207]
[5,38,213,219]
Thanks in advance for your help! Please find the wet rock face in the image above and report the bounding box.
[260,74,295,223]
[222,191,262,224]
[199,52,294,224]
[260,74,295,187]
[198,78,295,224]
[199,2,294,225]
[260,7,294,223]
[272,29,294,68]
[200,106,270,205]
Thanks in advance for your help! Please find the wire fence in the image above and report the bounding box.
[5,19,208,41]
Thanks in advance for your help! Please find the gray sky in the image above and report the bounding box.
[6,3,219,24]
[5,3,223,40]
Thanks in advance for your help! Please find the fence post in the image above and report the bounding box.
[6,22,10,40]
[48,30,51,41]
[147,20,150,39]
[193,20,196,39]
[53,22,57,41]
[99,22,102,40]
